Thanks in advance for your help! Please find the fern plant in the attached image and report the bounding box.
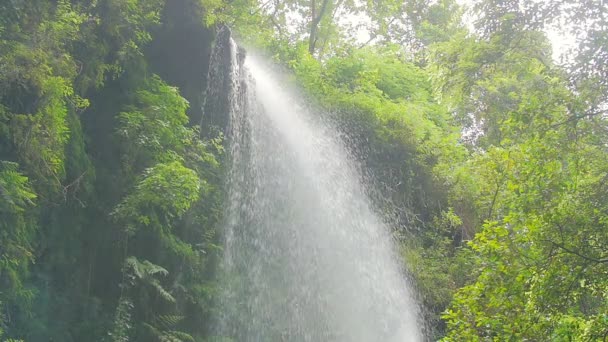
[107,298,134,342]
[142,315,195,342]
[124,257,175,303]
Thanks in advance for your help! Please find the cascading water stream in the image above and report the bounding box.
[207,29,423,341]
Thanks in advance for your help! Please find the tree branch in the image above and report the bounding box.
[308,0,331,54]
[543,239,608,264]
[550,108,608,128]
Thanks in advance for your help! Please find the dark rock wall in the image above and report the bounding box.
[147,0,215,126]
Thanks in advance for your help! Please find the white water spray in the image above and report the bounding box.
[210,34,423,341]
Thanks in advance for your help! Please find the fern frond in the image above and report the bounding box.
[107,298,134,342]
[166,330,195,342]
[150,279,175,303]
[141,259,169,277]
[125,256,143,279]
[143,323,194,342]
[156,315,185,328]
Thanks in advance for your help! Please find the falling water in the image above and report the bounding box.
[207,29,422,342]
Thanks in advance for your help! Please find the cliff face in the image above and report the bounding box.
[202,26,249,138]
[147,0,215,126]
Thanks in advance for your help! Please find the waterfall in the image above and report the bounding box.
[206,28,423,342]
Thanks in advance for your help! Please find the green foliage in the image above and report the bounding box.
[0,1,88,191]
[0,162,37,212]
[124,257,175,303]
[287,45,464,233]
[1,0,606,341]
[112,161,200,259]
[236,0,608,339]
[0,162,37,330]
[433,1,608,340]
[442,130,608,339]
[0,1,223,340]
[141,315,196,342]
[97,0,164,73]
[108,298,135,342]
[117,75,192,168]
[402,212,475,340]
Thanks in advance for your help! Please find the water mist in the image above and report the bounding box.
[207,28,423,342]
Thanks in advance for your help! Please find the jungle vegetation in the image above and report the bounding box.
[0,0,607,340]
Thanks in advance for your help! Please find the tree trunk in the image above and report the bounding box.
[308,0,331,55]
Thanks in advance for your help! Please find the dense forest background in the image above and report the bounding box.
[0,0,607,341]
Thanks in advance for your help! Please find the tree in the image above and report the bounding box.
[436,0,608,339]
